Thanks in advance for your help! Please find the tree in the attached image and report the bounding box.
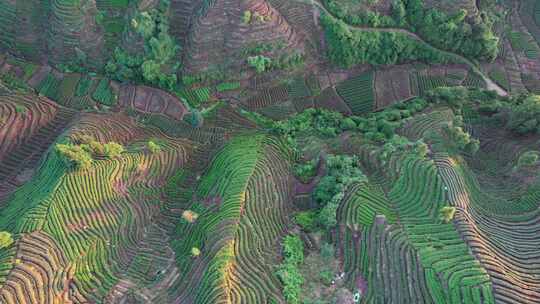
[340,117,357,130]
[464,139,480,155]
[0,231,13,249]
[414,141,429,158]
[517,151,539,168]
[148,33,177,63]
[392,0,407,26]
[294,211,318,232]
[132,11,155,39]
[242,10,252,24]
[182,210,199,223]
[314,176,339,205]
[141,60,161,83]
[442,123,480,155]
[427,87,468,109]
[439,206,456,223]
[318,202,339,229]
[191,247,201,257]
[147,140,161,153]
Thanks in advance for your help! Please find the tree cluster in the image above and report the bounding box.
[323,0,397,27]
[441,116,480,155]
[315,155,367,229]
[56,136,125,169]
[247,53,304,74]
[507,95,540,134]
[321,14,450,68]
[105,2,180,90]
[322,0,499,63]
[271,97,429,155]
[402,0,499,61]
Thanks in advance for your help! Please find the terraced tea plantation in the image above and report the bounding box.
[0,0,539,303]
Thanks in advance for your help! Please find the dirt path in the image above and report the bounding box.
[299,0,508,96]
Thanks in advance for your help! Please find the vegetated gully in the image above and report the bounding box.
[302,0,508,96]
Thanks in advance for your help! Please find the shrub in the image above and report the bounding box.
[0,231,14,249]
[191,247,201,257]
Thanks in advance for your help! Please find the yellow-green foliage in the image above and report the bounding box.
[0,231,13,249]
[78,136,124,158]
[103,142,124,158]
[242,10,252,24]
[57,137,125,169]
[147,140,161,154]
[439,206,457,223]
[56,143,93,169]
